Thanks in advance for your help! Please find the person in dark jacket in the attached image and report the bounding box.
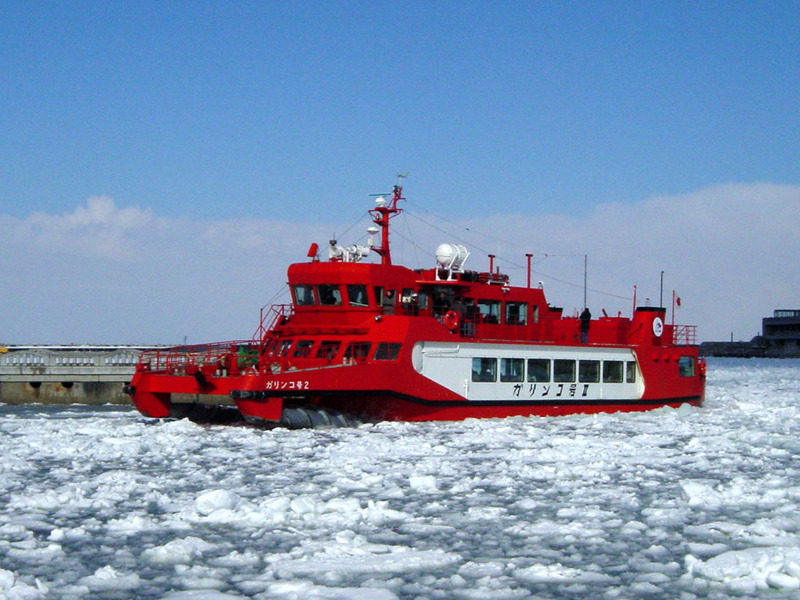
[580,307,591,343]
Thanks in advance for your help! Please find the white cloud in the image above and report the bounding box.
[449,182,800,341]
[5,196,162,260]
[0,183,797,343]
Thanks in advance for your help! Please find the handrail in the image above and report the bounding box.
[672,325,698,346]
[137,340,258,375]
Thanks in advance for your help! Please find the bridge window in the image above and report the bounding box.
[477,300,501,324]
[347,285,369,307]
[626,361,637,383]
[317,284,342,306]
[505,302,528,325]
[679,356,696,377]
[293,340,314,358]
[603,361,624,383]
[554,359,576,383]
[527,358,550,382]
[292,284,316,306]
[344,342,371,362]
[264,338,280,357]
[316,341,341,360]
[375,343,402,361]
[500,358,524,382]
[579,360,600,383]
[472,357,497,382]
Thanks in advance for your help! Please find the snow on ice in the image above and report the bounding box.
[1,358,800,599]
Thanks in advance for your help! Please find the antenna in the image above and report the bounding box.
[369,175,406,266]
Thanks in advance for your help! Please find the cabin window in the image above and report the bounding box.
[416,291,429,310]
[579,360,600,383]
[553,359,576,382]
[603,360,624,383]
[505,302,528,326]
[373,286,384,306]
[527,358,550,382]
[292,284,315,306]
[400,288,421,313]
[317,284,342,306]
[477,300,501,324]
[374,343,402,361]
[500,358,524,382]
[347,285,369,307]
[472,357,497,382]
[679,356,696,377]
[626,361,637,383]
[277,340,293,357]
[344,342,371,362]
[316,340,340,360]
[262,338,280,357]
[293,340,314,358]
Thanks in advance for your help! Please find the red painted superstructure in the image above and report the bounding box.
[126,181,705,426]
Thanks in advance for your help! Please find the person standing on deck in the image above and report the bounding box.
[580,307,591,343]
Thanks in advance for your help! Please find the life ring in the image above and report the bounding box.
[443,310,460,332]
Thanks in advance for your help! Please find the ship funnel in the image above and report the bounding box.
[435,243,470,272]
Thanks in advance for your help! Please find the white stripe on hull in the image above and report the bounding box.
[412,342,645,402]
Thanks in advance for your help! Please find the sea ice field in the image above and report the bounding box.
[2,357,800,600]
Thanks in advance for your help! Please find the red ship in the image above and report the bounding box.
[125,179,706,427]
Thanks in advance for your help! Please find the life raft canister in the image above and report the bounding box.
[444,310,460,332]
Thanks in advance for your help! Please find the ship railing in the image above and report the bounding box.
[672,325,698,346]
[137,340,259,376]
[254,304,293,352]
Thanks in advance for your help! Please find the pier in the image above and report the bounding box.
[0,345,157,405]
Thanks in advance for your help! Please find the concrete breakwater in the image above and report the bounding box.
[0,380,131,405]
[0,345,148,406]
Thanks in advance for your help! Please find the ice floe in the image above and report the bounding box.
[1,358,800,599]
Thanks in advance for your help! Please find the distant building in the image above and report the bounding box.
[761,310,800,355]
[701,310,800,358]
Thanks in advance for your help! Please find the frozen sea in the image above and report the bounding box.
[2,358,800,600]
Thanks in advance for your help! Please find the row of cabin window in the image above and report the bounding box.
[293,284,426,308]
[269,338,403,362]
[292,284,535,325]
[472,357,638,384]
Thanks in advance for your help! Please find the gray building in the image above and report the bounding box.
[701,309,800,358]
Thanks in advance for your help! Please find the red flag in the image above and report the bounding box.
[676,296,681,307]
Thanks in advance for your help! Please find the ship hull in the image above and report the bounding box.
[128,340,704,425]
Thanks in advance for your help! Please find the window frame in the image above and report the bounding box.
[292,284,316,306]
[553,359,576,383]
[602,360,624,383]
[504,302,528,326]
[317,284,342,306]
[579,360,600,383]
[374,343,402,361]
[472,357,497,382]
[500,357,525,382]
[346,284,369,307]
[527,358,551,382]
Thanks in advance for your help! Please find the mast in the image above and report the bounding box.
[369,174,405,266]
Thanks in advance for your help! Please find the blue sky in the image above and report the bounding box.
[1,2,799,343]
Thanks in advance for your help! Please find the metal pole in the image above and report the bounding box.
[660,271,664,308]
[526,254,533,288]
[583,254,587,308]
